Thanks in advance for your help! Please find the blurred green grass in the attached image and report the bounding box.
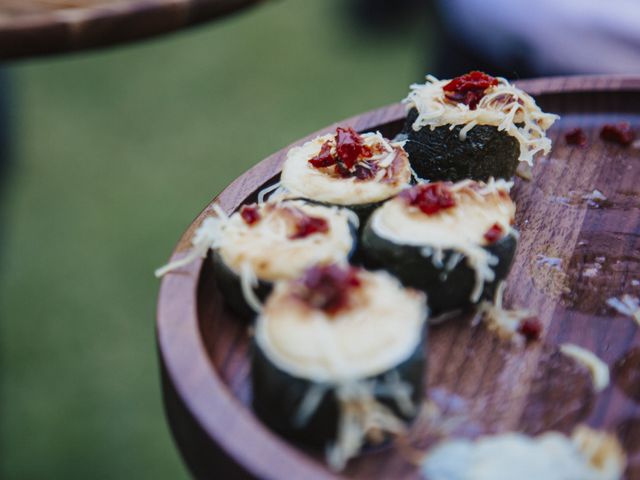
[0,1,432,478]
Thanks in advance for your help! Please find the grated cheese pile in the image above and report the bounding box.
[403,75,559,166]
[421,425,625,480]
[155,200,357,313]
[154,203,230,278]
[280,131,412,205]
[371,179,515,302]
[292,373,417,471]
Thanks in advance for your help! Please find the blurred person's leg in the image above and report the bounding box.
[432,1,535,80]
[432,23,535,80]
[343,0,535,81]
[348,0,427,30]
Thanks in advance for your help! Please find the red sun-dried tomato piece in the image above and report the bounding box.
[400,183,456,215]
[353,162,379,180]
[240,204,261,225]
[565,127,588,147]
[518,317,543,342]
[335,126,371,169]
[308,140,336,168]
[289,214,329,240]
[334,160,352,178]
[484,223,504,244]
[600,122,635,146]
[443,71,499,110]
[295,264,362,314]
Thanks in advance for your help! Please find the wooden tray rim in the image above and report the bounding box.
[0,0,264,61]
[156,74,640,480]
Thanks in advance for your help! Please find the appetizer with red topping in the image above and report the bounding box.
[252,264,427,469]
[600,122,635,146]
[156,199,357,317]
[280,127,412,223]
[361,179,518,313]
[402,71,558,182]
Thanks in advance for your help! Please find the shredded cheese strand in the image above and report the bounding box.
[257,181,282,204]
[376,179,513,303]
[156,200,355,284]
[572,426,627,479]
[403,75,559,166]
[560,343,610,393]
[293,383,329,428]
[606,294,640,325]
[325,376,414,470]
[154,215,225,278]
[374,371,416,417]
[239,261,263,313]
[420,243,498,302]
[476,282,534,340]
[289,354,418,470]
[459,120,477,141]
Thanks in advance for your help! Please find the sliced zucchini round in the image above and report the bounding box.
[361,226,517,314]
[210,200,357,318]
[401,73,559,181]
[252,332,426,449]
[403,107,520,182]
[360,181,518,314]
[251,266,428,455]
[211,249,272,319]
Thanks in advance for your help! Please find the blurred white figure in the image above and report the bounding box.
[439,0,640,75]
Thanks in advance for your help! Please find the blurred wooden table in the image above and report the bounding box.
[0,0,264,60]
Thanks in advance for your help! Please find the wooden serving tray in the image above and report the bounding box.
[0,0,263,60]
[157,76,640,480]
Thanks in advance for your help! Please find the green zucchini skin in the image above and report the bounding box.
[251,327,427,450]
[360,221,518,314]
[210,218,359,319]
[402,108,520,182]
[211,250,272,320]
[290,197,387,233]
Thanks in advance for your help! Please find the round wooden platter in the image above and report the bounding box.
[0,0,264,60]
[157,75,640,480]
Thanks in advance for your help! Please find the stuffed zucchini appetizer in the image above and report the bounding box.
[156,199,357,318]
[402,71,558,182]
[278,126,412,223]
[361,180,518,314]
[252,264,427,470]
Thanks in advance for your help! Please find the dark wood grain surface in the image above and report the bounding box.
[0,0,264,60]
[156,75,640,479]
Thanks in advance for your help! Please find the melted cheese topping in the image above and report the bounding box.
[280,132,412,205]
[217,202,354,281]
[155,200,356,283]
[255,270,427,382]
[422,426,625,480]
[370,179,516,301]
[560,343,610,393]
[403,75,559,166]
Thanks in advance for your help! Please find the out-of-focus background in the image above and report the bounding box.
[0,1,433,478]
[3,0,640,477]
